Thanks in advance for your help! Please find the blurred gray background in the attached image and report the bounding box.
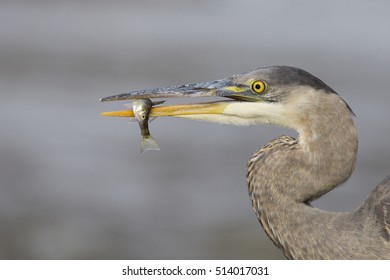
[1,0,389,259]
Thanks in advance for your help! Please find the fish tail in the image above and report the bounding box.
[140,136,160,153]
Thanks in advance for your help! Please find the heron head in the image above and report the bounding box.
[100,66,353,129]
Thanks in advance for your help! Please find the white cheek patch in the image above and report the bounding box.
[176,114,264,126]
[173,100,303,131]
[223,102,296,128]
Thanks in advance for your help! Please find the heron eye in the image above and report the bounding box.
[250,80,267,94]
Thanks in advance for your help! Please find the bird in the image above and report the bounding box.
[100,66,390,259]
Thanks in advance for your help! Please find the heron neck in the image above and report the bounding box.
[289,94,358,202]
[247,95,358,258]
[248,95,358,202]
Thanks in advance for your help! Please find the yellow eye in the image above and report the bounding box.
[250,80,267,93]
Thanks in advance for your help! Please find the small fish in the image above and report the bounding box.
[132,98,164,153]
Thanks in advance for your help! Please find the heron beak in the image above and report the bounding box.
[100,78,263,117]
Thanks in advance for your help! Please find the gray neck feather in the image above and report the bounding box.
[247,93,387,259]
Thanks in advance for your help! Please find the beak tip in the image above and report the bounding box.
[100,110,134,117]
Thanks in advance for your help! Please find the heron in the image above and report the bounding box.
[100,66,390,259]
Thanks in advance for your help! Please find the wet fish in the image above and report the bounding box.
[132,98,164,153]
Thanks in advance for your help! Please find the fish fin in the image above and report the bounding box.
[140,136,160,153]
[152,100,165,106]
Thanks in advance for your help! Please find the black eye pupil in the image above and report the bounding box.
[255,84,261,90]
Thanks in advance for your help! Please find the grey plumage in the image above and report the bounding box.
[245,68,389,259]
[101,66,390,259]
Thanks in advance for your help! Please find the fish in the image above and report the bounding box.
[132,98,164,153]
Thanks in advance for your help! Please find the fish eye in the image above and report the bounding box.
[250,80,267,94]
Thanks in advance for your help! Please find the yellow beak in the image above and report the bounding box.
[101,101,230,118]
